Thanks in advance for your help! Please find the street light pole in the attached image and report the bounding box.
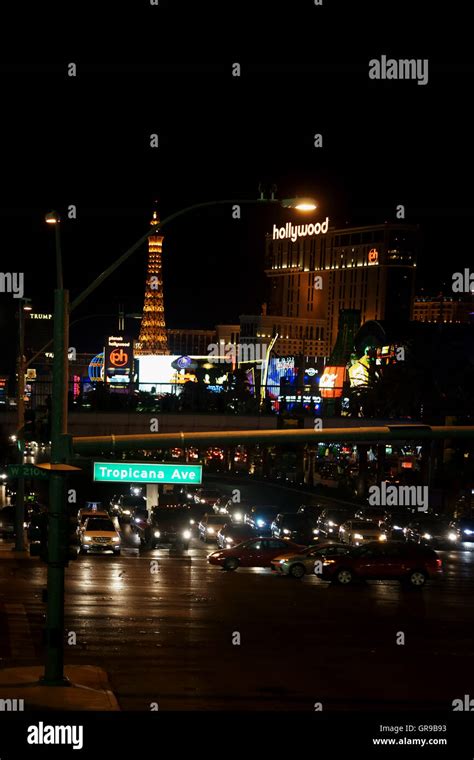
[14,300,26,551]
[43,211,71,685]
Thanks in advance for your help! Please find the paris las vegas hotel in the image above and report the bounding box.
[240,220,420,357]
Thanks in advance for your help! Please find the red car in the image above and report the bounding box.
[319,540,442,588]
[208,537,305,571]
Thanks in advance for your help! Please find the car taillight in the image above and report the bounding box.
[436,559,442,568]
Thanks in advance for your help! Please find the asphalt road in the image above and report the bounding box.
[1,477,473,711]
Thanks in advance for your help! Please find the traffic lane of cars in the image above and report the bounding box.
[208,539,445,589]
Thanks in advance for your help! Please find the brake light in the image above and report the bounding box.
[436,559,442,568]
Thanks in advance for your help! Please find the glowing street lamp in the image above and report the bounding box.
[280,197,317,211]
[45,210,60,224]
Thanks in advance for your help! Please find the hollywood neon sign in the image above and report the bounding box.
[273,217,329,242]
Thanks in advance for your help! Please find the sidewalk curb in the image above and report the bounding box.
[0,665,120,711]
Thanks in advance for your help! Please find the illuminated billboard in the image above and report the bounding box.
[266,356,297,399]
[104,335,133,385]
[137,355,229,394]
[319,366,345,398]
[348,357,369,388]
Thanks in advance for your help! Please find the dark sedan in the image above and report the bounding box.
[271,513,317,544]
[316,508,355,538]
[245,506,280,534]
[318,540,442,587]
[208,537,305,571]
[216,523,256,549]
[405,515,458,548]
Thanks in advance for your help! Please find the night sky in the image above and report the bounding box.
[0,3,472,377]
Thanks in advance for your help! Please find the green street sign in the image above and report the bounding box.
[7,464,50,481]
[93,462,203,484]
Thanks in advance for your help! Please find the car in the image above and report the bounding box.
[213,497,230,515]
[116,495,147,522]
[405,515,458,548]
[139,507,194,550]
[384,510,414,539]
[452,517,474,543]
[271,541,351,578]
[194,489,222,508]
[318,540,443,587]
[354,507,389,526]
[297,504,325,522]
[216,523,256,549]
[271,513,317,544]
[244,505,280,534]
[339,519,387,546]
[316,507,355,538]
[0,506,16,537]
[77,508,110,534]
[187,504,209,533]
[208,537,306,571]
[224,500,249,524]
[80,516,121,554]
[109,495,122,517]
[129,502,150,536]
[198,513,229,542]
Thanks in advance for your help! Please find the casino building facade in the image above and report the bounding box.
[263,222,419,356]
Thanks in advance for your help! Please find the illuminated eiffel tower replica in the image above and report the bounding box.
[135,206,170,355]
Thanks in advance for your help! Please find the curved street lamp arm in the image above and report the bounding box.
[69,198,278,313]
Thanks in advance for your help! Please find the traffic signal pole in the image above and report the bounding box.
[42,288,69,686]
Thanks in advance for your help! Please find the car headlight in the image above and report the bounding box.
[135,517,141,523]
[464,529,473,535]
[84,536,92,542]
[393,525,402,530]
[313,529,319,535]
[154,531,161,538]
[201,499,206,503]
[123,510,131,515]
[233,512,242,521]
[190,519,195,525]
[422,533,432,540]
[225,537,234,544]
[353,533,363,540]
[207,527,214,534]
[279,558,289,563]
[257,519,265,527]
[112,536,120,543]
[182,530,191,540]
[379,533,387,541]
[322,559,336,566]
[283,528,290,535]
[328,521,335,527]
[448,532,458,541]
